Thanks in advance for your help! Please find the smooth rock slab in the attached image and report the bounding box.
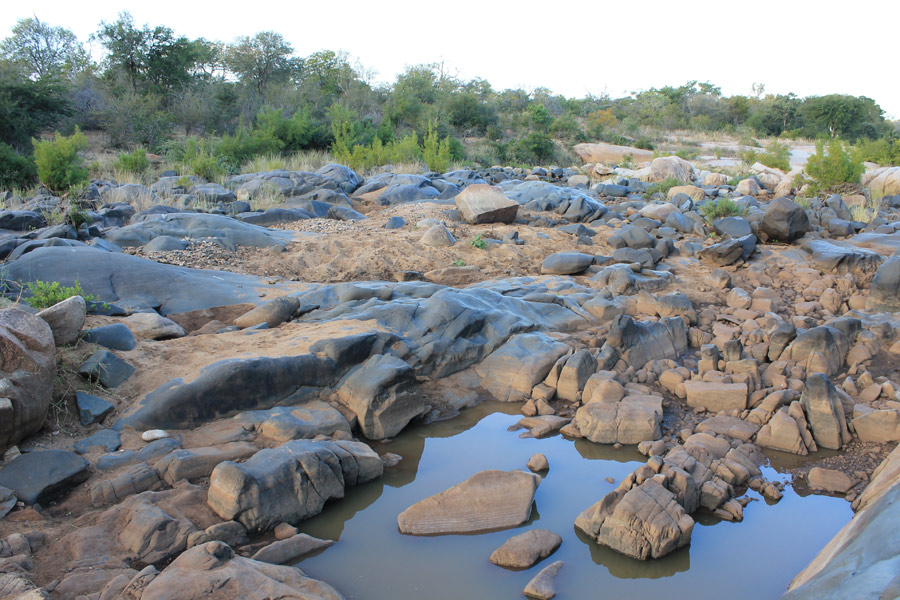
[36,295,86,346]
[73,429,122,454]
[696,415,759,442]
[454,184,519,224]
[398,470,541,535]
[76,391,115,426]
[81,323,136,351]
[123,312,186,340]
[808,467,853,494]
[574,396,663,444]
[490,529,561,569]
[0,450,89,504]
[540,252,594,275]
[684,381,747,412]
[250,533,334,565]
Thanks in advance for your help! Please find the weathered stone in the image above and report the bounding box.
[800,374,851,451]
[474,333,568,402]
[523,560,563,600]
[527,453,549,472]
[761,197,809,242]
[36,295,86,346]
[696,415,759,442]
[852,408,900,443]
[574,395,663,444]
[250,533,334,565]
[235,402,351,442]
[808,467,853,494]
[81,323,136,351]
[699,235,757,266]
[124,312,186,340]
[556,349,597,402]
[398,470,540,535]
[867,256,900,313]
[233,296,302,329]
[78,350,135,388]
[604,315,687,370]
[684,381,747,412]
[156,442,259,485]
[0,450,88,505]
[650,156,693,184]
[420,224,455,247]
[490,529,561,569]
[454,184,518,224]
[540,252,594,275]
[755,407,807,455]
[575,479,693,560]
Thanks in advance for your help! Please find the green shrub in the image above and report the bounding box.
[513,132,554,165]
[468,234,487,250]
[700,197,746,223]
[115,147,150,173]
[756,140,791,172]
[25,280,94,310]
[31,127,89,195]
[174,138,226,180]
[423,125,451,173]
[805,138,864,192]
[644,176,683,198]
[0,143,37,190]
[854,138,899,166]
[217,128,283,168]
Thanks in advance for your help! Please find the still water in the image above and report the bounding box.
[297,402,850,599]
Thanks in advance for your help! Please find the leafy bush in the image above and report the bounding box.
[757,140,791,172]
[468,234,487,250]
[423,125,450,173]
[644,176,682,198]
[31,127,89,194]
[700,197,746,223]
[115,147,150,173]
[513,132,554,165]
[25,280,94,310]
[0,143,37,190]
[805,139,864,192]
[173,137,226,180]
[854,138,899,166]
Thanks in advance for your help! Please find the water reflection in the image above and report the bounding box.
[296,404,852,600]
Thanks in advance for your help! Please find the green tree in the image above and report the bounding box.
[224,31,300,95]
[0,17,89,80]
[0,62,71,151]
[799,94,884,140]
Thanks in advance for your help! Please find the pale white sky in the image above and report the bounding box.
[4,0,898,119]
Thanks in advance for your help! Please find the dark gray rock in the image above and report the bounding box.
[189,183,236,203]
[316,163,362,194]
[81,323,136,351]
[786,319,859,378]
[541,252,594,275]
[237,208,312,226]
[608,224,655,250]
[143,235,190,252]
[326,205,366,221]
[699,234,756,266]
[761,197,809,242]
[385,216,406,230]
[229,170,340,199]
[73,429,121,454]
[801,374,851,451]
[378,183,440,205]
[78,350,136,388]
[713,216,752,238]
[76,391,115,425]
[604,314,687,369]
[867,256,900,312]
[0,211,46,231]
[825,194,852,220]
[802,239,883,276]
[104,213,292,250]
[0,449,89,504]
[336,354,423,439]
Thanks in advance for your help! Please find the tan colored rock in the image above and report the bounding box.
[808,467,853,494]
[398,470,540,535]
[573,142,653,165]
[756,407,807,455]
[523,560,563,600]
[684,381,748,412]
[650,156,693,183]
[667,185,705,203]
[527,453,549,472]
[574,396,662,444]
[124,312,187,340]
[454,184,519,224]
[867,166,900,198]
[490,529,561,569]
[853,409,900,443]
[36,295,86,346]
[736,177,761,196]
[705,173,728,186]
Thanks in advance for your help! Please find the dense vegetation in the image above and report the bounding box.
[1,13,898,189]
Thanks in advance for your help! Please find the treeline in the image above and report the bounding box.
[1,13,898,190]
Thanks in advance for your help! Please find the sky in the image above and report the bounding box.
[3,0,898,119]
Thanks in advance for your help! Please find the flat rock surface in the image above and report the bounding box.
[490,529,562,569]
[0,449,89,505]
[398,469,541,535]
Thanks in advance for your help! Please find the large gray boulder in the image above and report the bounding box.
[575,478,694,560]
[0,308,56,451]
[574,395,663,444]
[867,256,900,312]
[454,184,519,224]
[0,449,89,504]
[603,315,687,370]
[802,239,883,276]
[800,374,851,451]
[760,197,809,242]
[335,354,425,439]
[105,213,292,250]
[36,295,86,346]
[207,439,382,532]
[541,252,594,275]
[473,333,569,402]
[398,470,540,535]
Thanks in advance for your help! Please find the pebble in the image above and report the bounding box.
[142,429,170,442]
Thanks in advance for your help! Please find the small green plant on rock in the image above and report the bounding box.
[700,197,746,224]
[25,280,94,310]
[115,147,150,174]
[453,259,466,267]
[643,176,682,198]
[468,234,487,250]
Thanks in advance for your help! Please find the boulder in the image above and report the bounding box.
[867,166,900,199]
[489,529,562,569]
[398,470,540,535]
[235,402,352,442]
[755,407,807,455]
[760,197,809,242]
[336,354,424,439]
[684,381,747,413]
[0,449,88,504]
[207,439,382,532]
[78,350,135,388]
[574,396,663,444]
[0,308,56,451]
[36,295,86,346]
[124,312,187,340]
[233,296,302,329]
[473,333,568,402]
[604,315,687,370]
[76,392,115,426]
[800,374,851,451]
[696,415,759,442]
[572,142,654,165]
[699,234,756,266]
[454,184,519,224]
[852,408,900,443]
[523,560,563,600]
[802,239,883,276]
[867,256,900,312]
[736,178,761,196]
[420,224,455,247]
[556,349,597,402]
[81,323,136,351]
[575,479,694,560]
[540,252,594,275]
[250,533,334,565]
[807,467,853,494]
[650,156,693,184]
[156,442,258,485]
[134,541,344,600]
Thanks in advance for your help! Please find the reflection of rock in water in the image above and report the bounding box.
[575,527,690,579]
[573,438,645,464]
[295,477,387,542]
